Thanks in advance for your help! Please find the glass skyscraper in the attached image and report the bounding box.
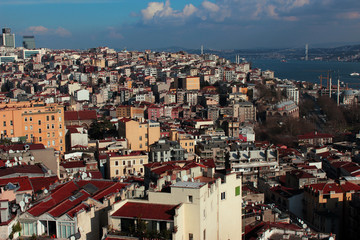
[1,28,15,48]
[23,36,36,49]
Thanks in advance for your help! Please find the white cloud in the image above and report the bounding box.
[202,1,219,12]
[141,0,197,22]
[27,26,49,34]
[25,26,71,37]
[108,27,124,39]
[337,11,360,19]
[55,27,71,37]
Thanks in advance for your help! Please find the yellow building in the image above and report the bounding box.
[107,150,148,179]
[184,76,200,90]
[0,101,65,152]
[118,118,160,151]
[170,129,195,154]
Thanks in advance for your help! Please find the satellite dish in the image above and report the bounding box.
[9,150,14,153]
[182,175,188,182]
[30,156,35,161]
[302,224,307,229]
[19,201,25,212]
[70,237,75,240]
[14,157,17,161]
[89,173,92,178]
[44,189,48,194]
[329,237,334,240]
[6,160,10,164]
[24,197,29,203]
[18,156,23,161]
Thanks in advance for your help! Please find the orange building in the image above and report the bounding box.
[184,76,200,90]
[116,105,145,119]
[118,118,160,152]
[0,101,65,152]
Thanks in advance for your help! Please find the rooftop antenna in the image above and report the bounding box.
[305,44,309,61]
[201,45,204,55]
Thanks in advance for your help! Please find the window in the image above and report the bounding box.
[203,229,206,240]
[221,192,226,200]
[58,222,75,238]
[3,121,5,127]
[145,133,148,138]
[59,124,62,129]
[60,139,63,144]
[139,136,142,141]
[115,170,119,175]
[59,131,62,137]
[25,126,28,131]
[39,137,42,142]
[30,117,32,122]
[39,129,42,133]
[4,130,6,135]
[235,186,240,196]
[52,124,54,129]
[115,161,119,166]
[188,195,193,203]
[10,129,13,135]
[140,168,143,173]
[52,140,55,146]
[25,117,27,122]
[59,117,62,121]
[52,132,55,137]
[189,233,194,240]
[10,120,13,126]
[140,159,143,164]
[47,124,50,129]
[140,144,142,148]
[46,116,49,121]
[51,115,55,120]
[21,222,37,236]
[47,132,50,137]
[30,125,33,130]
[47,141,50,146]
[133,160,136,165]
[123,161,125,165]
[38,120,41,125]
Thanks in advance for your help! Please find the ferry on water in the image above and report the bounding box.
[350,72,360,76]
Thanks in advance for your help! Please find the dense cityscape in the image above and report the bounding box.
[1,26,360,240]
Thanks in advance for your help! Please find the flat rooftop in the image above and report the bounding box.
[171,181,206,189]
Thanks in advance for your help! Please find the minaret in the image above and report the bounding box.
[201,45,204,55]
[305,44,309,61]
[337,76,340,105]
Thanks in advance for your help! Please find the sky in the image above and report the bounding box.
[1,0,360,50]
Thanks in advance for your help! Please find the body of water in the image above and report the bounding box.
[244,59,360,89]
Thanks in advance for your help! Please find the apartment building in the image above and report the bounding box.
[0,101,65,152]
[107,150,147,179]
[118,118,160,151]
[108,173,242,240]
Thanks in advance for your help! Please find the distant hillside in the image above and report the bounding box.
[148,44,360,62]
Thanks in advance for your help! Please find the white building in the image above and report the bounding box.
[75,89,90,102]
[108,174,242,240]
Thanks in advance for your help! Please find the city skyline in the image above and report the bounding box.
[1,0,360,50]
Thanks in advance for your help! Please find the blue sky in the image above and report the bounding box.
[1,0,360,50]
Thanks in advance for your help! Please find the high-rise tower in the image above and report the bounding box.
[1,28,15,48]
[23,35,35,49]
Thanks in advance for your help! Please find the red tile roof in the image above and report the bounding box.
[0,177,32,192]
[111,202,178,221]
[60,161,86,169]
[0,165,46,178]
[64,110,97,121]
[29,176,59,193]
[307,182,360,194]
